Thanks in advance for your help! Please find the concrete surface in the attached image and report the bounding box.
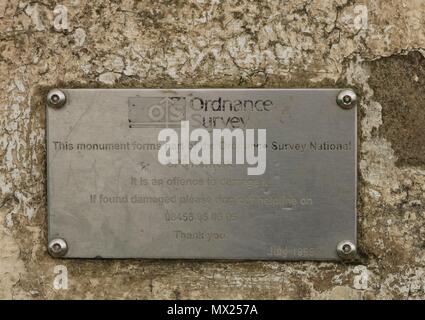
[0,0,425,299]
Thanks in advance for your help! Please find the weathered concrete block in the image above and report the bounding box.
[0,0,424,299]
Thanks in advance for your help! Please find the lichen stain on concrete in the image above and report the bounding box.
[369,51,425,167]
[1,0,425,299]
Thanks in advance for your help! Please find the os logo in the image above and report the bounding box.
[128,97,187,128]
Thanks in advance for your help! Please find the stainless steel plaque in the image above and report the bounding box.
[46,89,357,260]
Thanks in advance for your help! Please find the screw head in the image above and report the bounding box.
[47,89,66,108]
[337,89,357,109]
[48,238,68,258]
[336,240,357,260]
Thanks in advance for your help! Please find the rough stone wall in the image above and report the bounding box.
[0,0,425,299]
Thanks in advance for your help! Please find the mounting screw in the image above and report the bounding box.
[337,89,357,109]
[48,238,68,258]
[336,240,357,260]
[47,89,66,108]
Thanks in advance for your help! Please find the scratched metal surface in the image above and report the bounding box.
[46,89,356,260]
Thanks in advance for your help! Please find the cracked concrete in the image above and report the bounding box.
[1,0,425,299]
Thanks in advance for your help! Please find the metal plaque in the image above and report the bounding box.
[46,89,357,260]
